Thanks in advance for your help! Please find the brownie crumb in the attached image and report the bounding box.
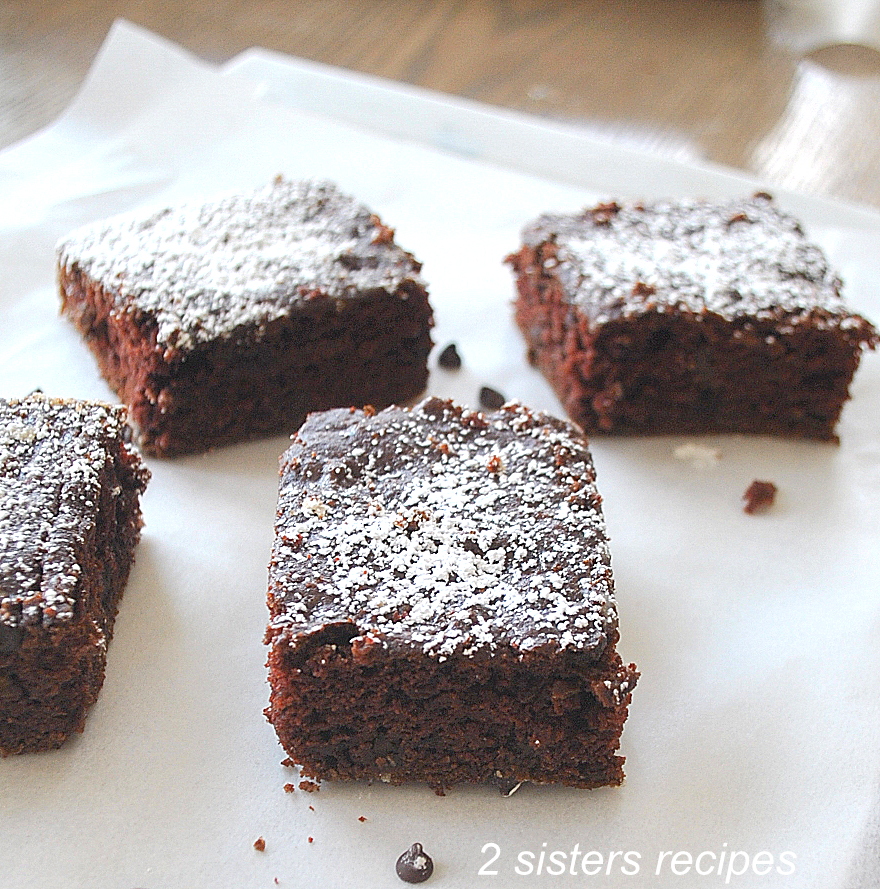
[283,782,296,793]
[479,386,506,410]
[299,779,320,792]
[309,805,315,811]
[486,454,504,475]
[308,837,314,844]
[370,214,395,245]
[253,837,266,852]
[743,479,778,514]
[396,843,434,883]
[358,816,368,822]
[438,342,462,370]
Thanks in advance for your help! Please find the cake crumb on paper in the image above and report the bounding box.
[743,479,777,514]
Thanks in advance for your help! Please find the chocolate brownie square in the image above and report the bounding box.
[265,398,638,791]
[507,193,877,440]
[57,178,434,457]
[0,394,149,755]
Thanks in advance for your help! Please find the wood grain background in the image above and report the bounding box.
[2,0,880,207]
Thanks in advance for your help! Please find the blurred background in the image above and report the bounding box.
[2,0,880,207]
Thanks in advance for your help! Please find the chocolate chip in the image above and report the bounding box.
[479,386,506,410]
[396,843,434,883]
[437,342,462,370]
[743,479,777,514]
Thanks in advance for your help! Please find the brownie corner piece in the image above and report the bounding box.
[264,397,638,791]
[0,393,149,755]
[56,178,434,457]
[508,193,878,439]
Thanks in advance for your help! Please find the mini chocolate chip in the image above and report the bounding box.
[479,386,506,410]
[437,342,462,370]
[396,843,434,883]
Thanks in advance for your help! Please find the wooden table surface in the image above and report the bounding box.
[3,0,880,209]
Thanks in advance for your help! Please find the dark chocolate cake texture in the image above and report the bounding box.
[265,397,638,791]
[508,193,878,440]
[57,177,434,456]
[0,393,149,755]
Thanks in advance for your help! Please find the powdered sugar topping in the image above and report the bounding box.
[522,195,873,334]
[56,178,426,351]
[0,394,142,632]
[269,399,617,659]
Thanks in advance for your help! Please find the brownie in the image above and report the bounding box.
[0,394,149,755]
[507,194,878,440]
[57,178,434,457]
[265,397,638,791]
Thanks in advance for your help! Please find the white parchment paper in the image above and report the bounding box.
[1,20,879,889]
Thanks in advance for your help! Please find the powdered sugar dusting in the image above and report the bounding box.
[0,394,143,631]
[522,195,873,334]
[673,442,721,469]
[268,398,617,659]
[56,179,426,351]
